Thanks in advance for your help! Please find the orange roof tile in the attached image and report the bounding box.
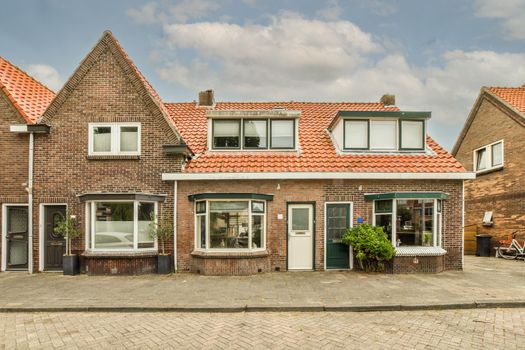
[0,57,55,124]
[165,102,466,174]
[487,86,525,115]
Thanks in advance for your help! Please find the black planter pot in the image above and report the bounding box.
[63,255,80,276]
[157,254,172,274]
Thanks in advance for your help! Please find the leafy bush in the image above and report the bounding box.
[54,210,81,256]
[342,223,396,272]
[147,212,173,255]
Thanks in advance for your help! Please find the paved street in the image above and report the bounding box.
[1,308,525,349]
[1,256,525,310]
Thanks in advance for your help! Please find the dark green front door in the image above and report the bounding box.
[326,204,351,269]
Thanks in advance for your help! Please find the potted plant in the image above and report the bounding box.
[147,213,173,274]
[423,232,433,246]
[342,223,396,272]
[54,210,81,275]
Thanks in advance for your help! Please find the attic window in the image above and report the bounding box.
[88,123,141,156]
[474,140,504,173]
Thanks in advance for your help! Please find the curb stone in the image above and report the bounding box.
[1,301,525,313]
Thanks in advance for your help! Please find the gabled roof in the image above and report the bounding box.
[452,86,525,155]
[40,31,182,144]
[0,56,55,124]
[165,102,466,174]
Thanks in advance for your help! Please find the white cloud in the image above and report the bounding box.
[127,0,220,24]
[474,0,525,40]
[316,0,342,21]
[148,11,525,149]
[25,64,62,91]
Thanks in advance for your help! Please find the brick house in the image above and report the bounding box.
[2,31,474,275]
[453,86,525,248]
[0,57,55,273]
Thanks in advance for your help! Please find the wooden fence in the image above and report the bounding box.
[464,224,478,255]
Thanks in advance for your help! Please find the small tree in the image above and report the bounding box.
[342,223,396,272]
[54,210,81,256]
[147,212,173,255]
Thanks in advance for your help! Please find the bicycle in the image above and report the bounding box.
[496,231,525,260]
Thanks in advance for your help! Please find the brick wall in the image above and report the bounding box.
[0,92,29,269]
[455,97,525,245]
[32,43,183,272]
[176,179,463,273]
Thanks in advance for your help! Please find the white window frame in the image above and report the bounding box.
[473,140,504,174]
[88,122,141,156]
[372,198,442,248]
[86,200,158,252]
[194,199,267,252]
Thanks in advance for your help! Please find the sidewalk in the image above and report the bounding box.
[1,256,524,312]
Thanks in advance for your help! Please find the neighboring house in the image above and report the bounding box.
[453,86,525,248]
[0,57,55,273]
[2,31,474,275]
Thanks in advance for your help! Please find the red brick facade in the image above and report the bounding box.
[0,91,30,270]
[454,93,525,247]
[175,179,463,274]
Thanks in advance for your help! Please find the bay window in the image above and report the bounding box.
[195,199,266,251]
[373,198,443,247]
[86,200,157,251]
[474,140,504,173]
[88,123,141,156]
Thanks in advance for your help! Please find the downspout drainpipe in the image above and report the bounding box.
[28,132,34,274]
[173,180,178,272]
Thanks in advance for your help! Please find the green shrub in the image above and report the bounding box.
[146,212,173,255]
[53,210,81,256]
[342,223,396,272]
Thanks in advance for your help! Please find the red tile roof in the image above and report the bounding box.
[165,102,466,174]
[0,56,55,124]
[487,86,525,115]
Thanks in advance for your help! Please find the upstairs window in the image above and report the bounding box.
[343,118,426,152]
[400,120,425,150]
[89,123,141,156]
[211,118,296,150]
[213,120,240,149]
[474,140,504,173]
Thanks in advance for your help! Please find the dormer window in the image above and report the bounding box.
[337,111,429,152]
[208,109,300,151]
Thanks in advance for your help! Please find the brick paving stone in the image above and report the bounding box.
[1,309,525,349]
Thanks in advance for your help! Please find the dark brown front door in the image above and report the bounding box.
[44,205,66,270]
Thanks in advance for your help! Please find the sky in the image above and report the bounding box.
[1,0,525,151]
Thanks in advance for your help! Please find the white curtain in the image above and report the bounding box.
[344,120,368,148]
[214,121,240,136]
[401,121,424,149]
[120,127,138,152]
[93,127,111,152]
[491,142,502,166]
[271,120,294,148]
[370,120,396,150]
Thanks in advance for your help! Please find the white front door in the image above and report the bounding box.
[288,204,314,270]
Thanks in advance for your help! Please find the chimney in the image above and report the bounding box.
[198,89,214,106]
[380,94,395,106]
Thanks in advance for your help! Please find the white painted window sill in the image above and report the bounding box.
[395,246,447,256]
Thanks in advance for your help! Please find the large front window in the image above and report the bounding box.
[86,201,157,251]
[195,200,266,251]
[373,198,442,247]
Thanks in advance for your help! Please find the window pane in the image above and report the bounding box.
[476,148,487,170]
[374,200,392,214]
[244,120,267,148]
[396,199,434,246]
[291,208,309,231]
[196,201,206,214]
[213,120,240,148]
[344,120,368,149]
[370,120,396,149]
[137,202,155,249]
[401,120,424,149]
[375,214,392,242]
[271,120,294,148]
[120,126,139,152]
[197,215,206,248]
[93,127,111,152]
[94,202,134,249]
[209,201,249,249]
[252,201,265,213]
[491,142,503,166]
[251,215,263,249]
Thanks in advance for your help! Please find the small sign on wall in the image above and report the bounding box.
[357,216,364,224]
[277,213,284,220]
